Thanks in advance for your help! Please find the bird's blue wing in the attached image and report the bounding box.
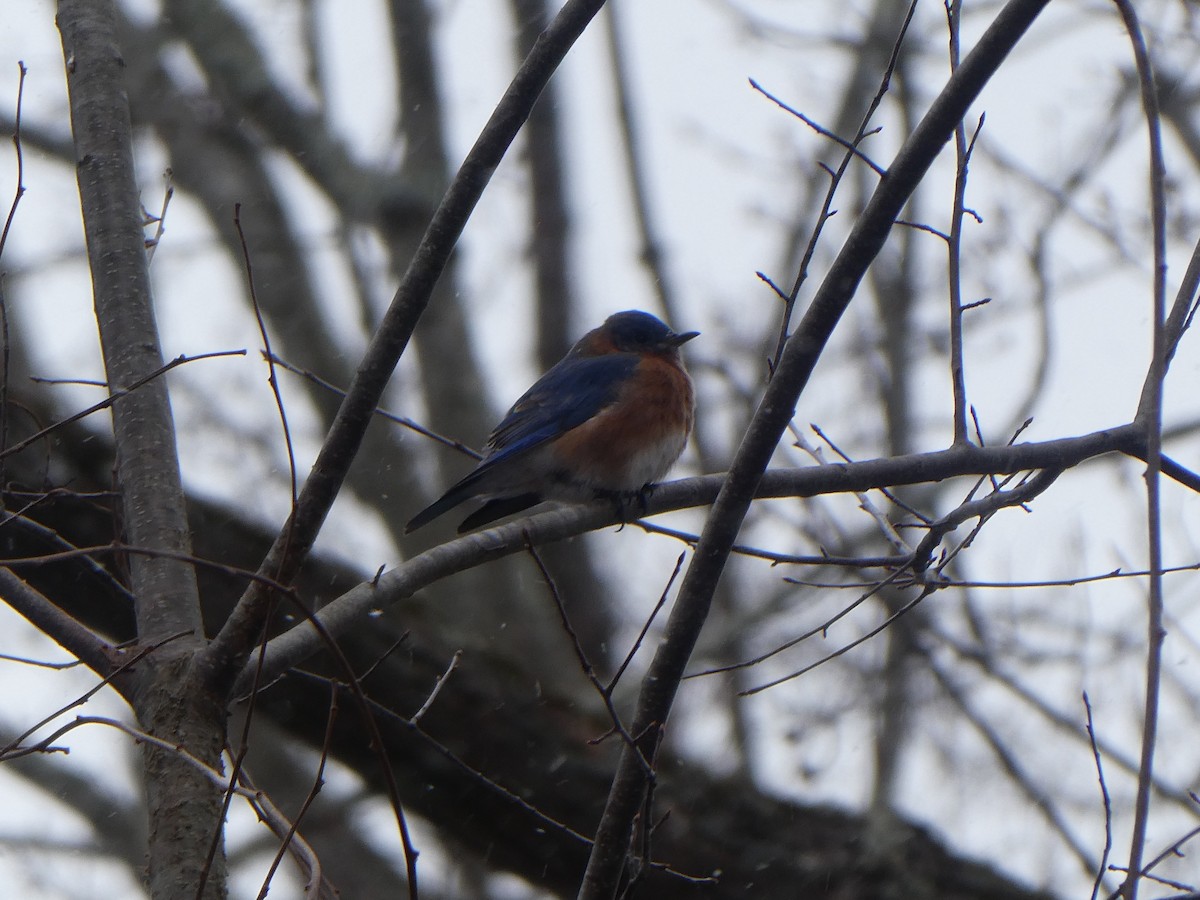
[484,353,638,464]
[404,353,637,532]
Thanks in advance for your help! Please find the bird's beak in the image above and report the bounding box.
[667,330,700,347]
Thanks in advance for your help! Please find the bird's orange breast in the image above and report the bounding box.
[547,354,694,492]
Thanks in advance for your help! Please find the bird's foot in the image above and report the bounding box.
[594,483,655,529]
[635,482,655,515]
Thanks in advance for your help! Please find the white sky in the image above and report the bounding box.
[2,0,1200,896]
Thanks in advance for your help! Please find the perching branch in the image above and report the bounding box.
[238,421,1143,698]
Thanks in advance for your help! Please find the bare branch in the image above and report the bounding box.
[946,0,981,445]
[579,3,1054,893]
[1085,693,1115,900]
[768,0,919,369]
[59,0,204,645]
[749,78,886,176]
[203,0,613,696]
[1112,2,1168,897]
[242,422,1136,707]
[0,569,116,682]
[0,60,27,262]
[408,650,461,727]
[0,350,247,464]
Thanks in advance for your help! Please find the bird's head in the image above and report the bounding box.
[582,310,699,356]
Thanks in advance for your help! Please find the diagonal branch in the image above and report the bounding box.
[0,569,117,682]
[201,0,611,695]
[578,2,1054,895]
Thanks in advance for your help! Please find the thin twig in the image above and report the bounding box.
[1175,239,1200,348]
[607,553,685,694]
[687,564,911,680]
[0,632,189,757]
[0,61,29,489]
[796,426,912,553]
[866,561,1200,591]
[237,580,422,900]
[248,767,328,900]
[0,61,27,261]
[749,78,887,176]
[409,650,461,726]
[1105,824,1200,899]
[256,681,339,898]
[143,168,173,264]
[1085,692,1115,900]
[11,715,330,894]
[524,540,651,767]
[267,352,482,459]
[767,0,919,370]
[0,350,247,463]
[234,206,299,564]
[809,422,932,525]
[735,466,1061,692]
[945,0,974,445]
[740,584,936,695]
[925,650,1100,877]
[0,651,85,670]
[1113,3,1167,897]
[636,519,910,568]
[355,632,411,684]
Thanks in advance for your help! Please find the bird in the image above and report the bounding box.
[406,309,698,533]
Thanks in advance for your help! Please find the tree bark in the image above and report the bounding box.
[57,1,225,894]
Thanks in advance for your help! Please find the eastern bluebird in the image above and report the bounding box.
[405,310,698,533]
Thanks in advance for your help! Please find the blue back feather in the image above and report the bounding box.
[483,353,638,465]
[404,353,639,531]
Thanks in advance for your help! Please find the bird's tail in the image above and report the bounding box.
[404,473,483,533]
[455,493,542,533]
